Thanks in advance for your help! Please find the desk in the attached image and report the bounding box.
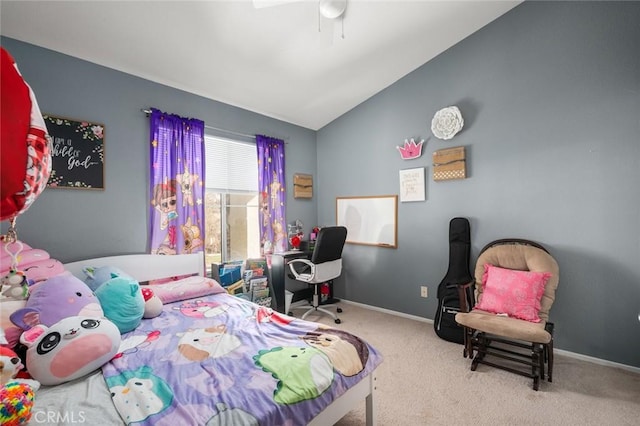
[270,250,312,313]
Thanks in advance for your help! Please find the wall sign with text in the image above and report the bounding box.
[44,115,105,189]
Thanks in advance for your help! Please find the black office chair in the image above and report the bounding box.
[288,226,347,324]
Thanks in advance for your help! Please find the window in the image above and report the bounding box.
[204,136,260,267]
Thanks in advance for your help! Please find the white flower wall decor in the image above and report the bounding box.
[431,106,464,140]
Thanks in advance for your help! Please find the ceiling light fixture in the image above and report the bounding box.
[319,0,347,19]
[318,0,347,39]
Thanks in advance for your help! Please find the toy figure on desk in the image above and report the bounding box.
[287,219,304,250]
[290,234,301,250]
[302,227,320,252]
[311,227,320,239]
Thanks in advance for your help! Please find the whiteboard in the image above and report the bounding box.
[336,195,398,248]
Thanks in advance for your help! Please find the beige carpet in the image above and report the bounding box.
[304,302,640,426]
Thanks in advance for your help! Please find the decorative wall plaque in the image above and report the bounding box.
[44,114,105,189]
[293,173,313,199]
[433,146,466,181]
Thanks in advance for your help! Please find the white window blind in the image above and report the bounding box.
[205,136,258,193]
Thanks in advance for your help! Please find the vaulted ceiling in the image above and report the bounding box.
[1,1,521,130]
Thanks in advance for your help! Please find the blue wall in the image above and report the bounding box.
[0,37,318,263]
[317,1,640,368]
[2,1,639,368]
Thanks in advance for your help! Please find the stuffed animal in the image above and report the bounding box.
[141,287,163,319]
[82,265,134,292]
[0,245,64,285]
[10,273,103,331]
[0,246,42,268]
[0,346,23,384]
[0,381,38,426]
[1,306,26,349]
[0,346,39,426]
[19,258,65,284]
[0,269,29,299]
[0,247,64,285]
[20,316,120,386]
[94,275,145,333]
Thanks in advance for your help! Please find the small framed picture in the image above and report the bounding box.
[399,167,425,202]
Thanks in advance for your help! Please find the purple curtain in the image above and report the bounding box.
[149,108,205,255]
[257,135,286,257]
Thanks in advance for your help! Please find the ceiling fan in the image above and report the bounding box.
[253,0,348,40]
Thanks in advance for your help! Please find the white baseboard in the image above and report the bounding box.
[552,348,640,374]
[339,299,640,375]
[341,299,434,324]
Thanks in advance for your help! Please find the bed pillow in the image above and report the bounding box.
[147,276,226,304]
[147,274,193,285]
[475,264,551,323]
[82,266,134,291]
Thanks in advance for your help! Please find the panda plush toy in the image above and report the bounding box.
[19,316,120,386]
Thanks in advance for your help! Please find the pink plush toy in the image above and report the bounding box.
[0,248,64,285]
[0,247,47,269]
[18,259,64,284]
[10,273,103,331]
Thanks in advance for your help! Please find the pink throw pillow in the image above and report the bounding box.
[147,276,226,304]
[147,274,193,285]
[476,264,551,323]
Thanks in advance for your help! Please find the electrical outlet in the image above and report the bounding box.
[420,286,428,298]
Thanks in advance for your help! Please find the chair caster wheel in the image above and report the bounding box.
[337,308,343,313]
[334,319,341,324]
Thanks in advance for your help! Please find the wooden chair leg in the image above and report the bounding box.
[470,333,486,371]
[462,326,474,358]
[530,345,543,391]
[545,322,555,382]
[538,343,546,380]
[547,340,554,382]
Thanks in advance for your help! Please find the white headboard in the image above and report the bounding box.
[63,253,205,282]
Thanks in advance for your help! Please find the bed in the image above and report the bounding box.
[30,253,382,425]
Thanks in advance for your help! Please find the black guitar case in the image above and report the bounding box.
[434,217,474,344]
